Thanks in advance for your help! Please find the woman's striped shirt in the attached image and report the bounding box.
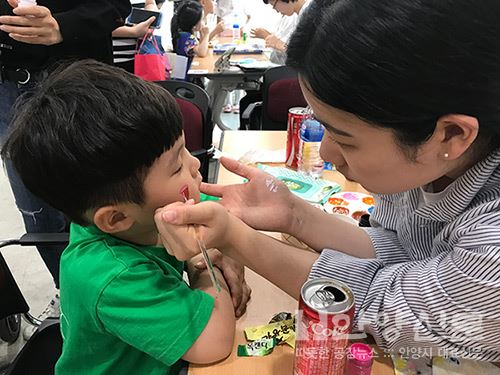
[310,149,500,361]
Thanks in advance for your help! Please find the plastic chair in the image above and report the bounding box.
[155,80,214,181]
[241,66,308,131]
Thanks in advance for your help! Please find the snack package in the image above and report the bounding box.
[244,318,296,348]
[237,338,276,357]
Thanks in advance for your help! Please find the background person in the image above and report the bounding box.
[0,0,131,336]
[112,0,164,73]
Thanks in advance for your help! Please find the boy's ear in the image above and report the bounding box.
[93,206,135,234]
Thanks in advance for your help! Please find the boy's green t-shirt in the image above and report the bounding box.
[55,222,214,375]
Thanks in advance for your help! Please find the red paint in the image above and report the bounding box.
[180,185,189,201]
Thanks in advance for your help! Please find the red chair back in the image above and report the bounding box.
[154,80,213,181]
[266,78,307,123]
[175,98,203,152]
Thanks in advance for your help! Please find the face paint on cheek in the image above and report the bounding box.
[180,185,189,201]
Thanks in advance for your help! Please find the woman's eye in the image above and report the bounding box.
[326,132,338,142]
[327,134,351,148]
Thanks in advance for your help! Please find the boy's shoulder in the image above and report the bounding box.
[61,223,184,291]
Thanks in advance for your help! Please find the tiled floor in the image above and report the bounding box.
[0,113,240,370]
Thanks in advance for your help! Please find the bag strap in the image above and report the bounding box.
[137,30,151,53]
[136,30,163,56]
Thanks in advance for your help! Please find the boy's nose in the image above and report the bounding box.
[190,153,201,175]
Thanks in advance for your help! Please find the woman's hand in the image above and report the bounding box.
[155,200,236,260]
[112,17,155,38]
[265,34,286,51]
[132,16,157,37]
[0,2,62,45]
[201,157,298,233]
[213,21,225,35]
[144,0,159,11]
[155,201,199,261]
[250,27,271,39]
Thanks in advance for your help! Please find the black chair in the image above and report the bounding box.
[4,319,62,375]
[0,233,68,374]
[155,80,214,182]
[241,66,308,131]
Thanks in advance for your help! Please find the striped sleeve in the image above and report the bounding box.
[309,224,500,361]
[363,226,411,264]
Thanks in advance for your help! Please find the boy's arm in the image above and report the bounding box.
[181,267,236,364]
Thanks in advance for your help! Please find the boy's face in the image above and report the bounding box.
[131,134,202,229]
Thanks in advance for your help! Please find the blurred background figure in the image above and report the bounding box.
[112,0,166,73]
[0,0,131,338]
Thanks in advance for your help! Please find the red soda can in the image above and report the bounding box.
[286,107,308,169]
[294,278,355,375]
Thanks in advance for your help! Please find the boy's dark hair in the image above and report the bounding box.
[1,60,183,225]
[287,0,500,155]
[171,0,203,50]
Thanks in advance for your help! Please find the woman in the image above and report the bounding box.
[155,0,500,360]
[260,0,309,53]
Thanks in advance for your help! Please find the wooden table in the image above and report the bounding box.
[189,130,394,374]
[188,38,272,130]
[189,37,270,77]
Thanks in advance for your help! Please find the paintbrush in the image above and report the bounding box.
[180,186,221,293]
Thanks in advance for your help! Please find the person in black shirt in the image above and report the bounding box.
[0,0,130,333]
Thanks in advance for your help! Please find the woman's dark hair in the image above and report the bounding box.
[1,60,183,225]
[287,0,500,154]
[171,0,203,50]
[263,0,296,3]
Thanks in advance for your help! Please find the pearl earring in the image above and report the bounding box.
[444,153,449,158]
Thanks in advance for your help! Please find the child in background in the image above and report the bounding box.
[2,60,250,375]
[174,0,225,42]
[171,0,209,74]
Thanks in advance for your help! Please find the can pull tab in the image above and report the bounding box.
[310,286,346,309]
[310,289,336,309]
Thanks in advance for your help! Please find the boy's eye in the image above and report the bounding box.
[174,164,183,174]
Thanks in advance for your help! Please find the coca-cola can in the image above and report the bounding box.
[286,107,308,169]
[294,278,355,375]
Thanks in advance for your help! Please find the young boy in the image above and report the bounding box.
[1,60,243,374]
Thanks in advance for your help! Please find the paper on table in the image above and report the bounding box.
[188,69,209,75]
[166,53,188,79]
[235,60,279,71]
[213,147,286,164]
[432,357,500,374]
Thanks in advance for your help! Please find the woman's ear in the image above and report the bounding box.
[434,114,479,160]
[93,206,135,234]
